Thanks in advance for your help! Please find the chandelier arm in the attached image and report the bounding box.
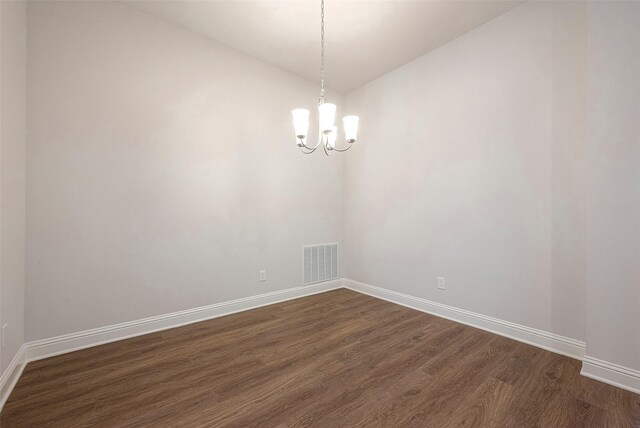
[297,137,321,151]
[330,142,354,152]
[299,142,319,154]
[323,142,331,156]
[300,146,317,154]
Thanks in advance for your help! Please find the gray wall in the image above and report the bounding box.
[26,1,344,341]
[343,2,587,341]
[0,0,27,372]
[585,1,640,371]
[20,0,640,379]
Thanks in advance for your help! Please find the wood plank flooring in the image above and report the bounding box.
[2,289,639,427]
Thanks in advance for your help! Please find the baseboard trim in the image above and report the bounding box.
[24,280,343,363]
[344,279,586,361]
[0,345,27,411]
[0,280,340,411]
[581,356,640,394]
[4,278,638,411]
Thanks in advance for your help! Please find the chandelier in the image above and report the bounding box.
[291,0,359,155]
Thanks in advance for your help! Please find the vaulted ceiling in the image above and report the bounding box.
[124,0,524,93]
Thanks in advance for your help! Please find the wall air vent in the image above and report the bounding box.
[303,243,338,285]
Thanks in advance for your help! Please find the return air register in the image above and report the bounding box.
[303,243,338,285]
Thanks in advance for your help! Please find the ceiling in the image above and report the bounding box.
[124,0,524,93]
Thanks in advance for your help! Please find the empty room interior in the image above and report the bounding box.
[1,0,639,426]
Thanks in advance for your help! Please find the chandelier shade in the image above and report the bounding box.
[327,126,337,149]
[292,109,310,141]
[343,115,359,143]
[318,103,336,134]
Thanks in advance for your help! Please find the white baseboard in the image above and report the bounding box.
[25,279,343,363]
[3,278,638,412]
[0,345,26,411]
[0,280,340,412]
[344,279,586,360]
[581,356,640,394]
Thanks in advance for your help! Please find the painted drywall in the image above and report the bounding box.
[19,0,640,383]
[26,1,343,341]
[343,1,587,341]
[585,1,640,371]
[0,0,27,373]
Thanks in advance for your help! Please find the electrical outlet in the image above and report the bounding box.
[259,270,267,282]
[437,277,446,290]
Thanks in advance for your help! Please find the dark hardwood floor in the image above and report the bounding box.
[2,289,639,427]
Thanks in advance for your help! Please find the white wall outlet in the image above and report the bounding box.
[1,324,7,349]
[437,277,446,290]
[259,270,267,282]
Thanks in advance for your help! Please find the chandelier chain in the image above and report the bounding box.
[320,0,325,102]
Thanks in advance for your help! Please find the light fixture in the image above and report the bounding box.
[291,0,359,156]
